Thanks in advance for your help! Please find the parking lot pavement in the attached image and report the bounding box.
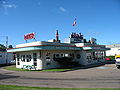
[0,64,120,88]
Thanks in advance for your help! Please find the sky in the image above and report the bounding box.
[0,0,120,47]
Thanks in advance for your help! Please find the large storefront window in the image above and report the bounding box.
[21,55,31,62]
[53,53,74,62]
[93,51,105,61]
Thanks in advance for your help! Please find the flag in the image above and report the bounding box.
[72,18,76,26]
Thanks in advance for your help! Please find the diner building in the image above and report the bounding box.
[7,31,108,70]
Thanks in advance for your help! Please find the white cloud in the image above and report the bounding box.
[0,0,17,15]
[2,1,6,4]
[0,0,17,9]
[38,2,41,5]
[4,4,17,8]
[59,7,66,12]
[3,4,17,15]
[5,5,17,15]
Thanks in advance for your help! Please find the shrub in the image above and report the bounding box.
[106,56,115,60]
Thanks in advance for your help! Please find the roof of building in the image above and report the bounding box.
[7,41,108,53]
[106,44,120,48]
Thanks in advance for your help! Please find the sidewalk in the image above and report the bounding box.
[61,62,106,72]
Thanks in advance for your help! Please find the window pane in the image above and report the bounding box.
[33,53,37,58]
[77,54,81,59]
[21,55,25,62]
[17,54,20,61]
[17,62,20,65]
[26,55,31,62]
[34,62,37,66]
[33,53,37,61]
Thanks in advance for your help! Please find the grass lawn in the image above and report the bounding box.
[0,85,119,90]
[4,65,73,72]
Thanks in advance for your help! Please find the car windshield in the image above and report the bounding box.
[116,57,120,59]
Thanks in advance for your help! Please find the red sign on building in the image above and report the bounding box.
[24,32,35,40]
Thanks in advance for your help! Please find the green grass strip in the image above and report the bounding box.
[4,66,73,72]
[0,85,119,90]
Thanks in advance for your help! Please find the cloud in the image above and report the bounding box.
[0,0,17,9]
[59,7,66,12]
[1,1,6,4]
[4,4,16,8]
[0,0,17,15]
[38,2,41,5]
[2,4,16,15]
[93,32,101,36]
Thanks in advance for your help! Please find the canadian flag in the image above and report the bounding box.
[72,18,76,26]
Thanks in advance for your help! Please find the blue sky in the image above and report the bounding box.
[0,0,120,47]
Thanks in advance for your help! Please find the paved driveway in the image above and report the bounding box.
[0,64,120,88]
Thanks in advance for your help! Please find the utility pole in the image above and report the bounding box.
[0,36,8,64]
[6,36,8,48]
[0,36,8,48]
[6,36,8,65]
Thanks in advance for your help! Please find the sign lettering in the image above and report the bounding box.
[24,33,35,40]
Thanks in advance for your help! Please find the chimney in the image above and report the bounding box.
[56,30,59,41]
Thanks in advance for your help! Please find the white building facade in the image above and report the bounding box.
[7,32,108,70]
[106,44,120,56]
[7,42,107,70]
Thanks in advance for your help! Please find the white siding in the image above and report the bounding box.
[106,48,120,56]
[0,52,13,64]
[0,52,6,64]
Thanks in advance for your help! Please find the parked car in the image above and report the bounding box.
[115,55,120,69]
[8,60,16,64]
[105,57,115,64]
[105,58,111,60]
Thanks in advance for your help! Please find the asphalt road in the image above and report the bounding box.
[0,64,120,88]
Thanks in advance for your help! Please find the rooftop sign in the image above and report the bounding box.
[24,32,35,40]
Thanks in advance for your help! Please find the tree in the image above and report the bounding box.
[0,44,6,51]
[83,39,87,43]
[8,45,13,48]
